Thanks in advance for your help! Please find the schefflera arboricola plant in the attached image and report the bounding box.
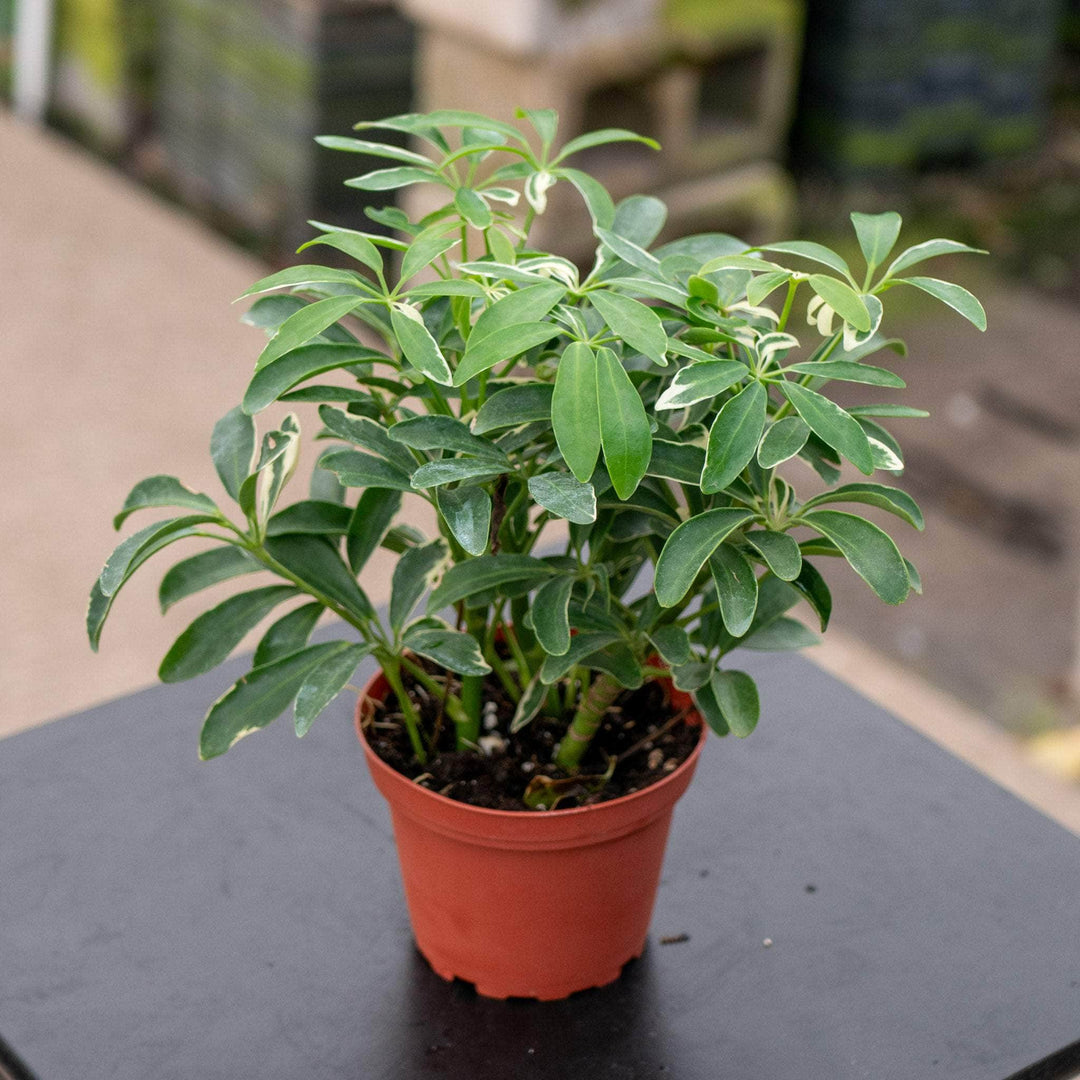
[89,109,986,783]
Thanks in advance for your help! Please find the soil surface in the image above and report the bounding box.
[365,665,701,811]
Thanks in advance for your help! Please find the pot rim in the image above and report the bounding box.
[355,667,705,823]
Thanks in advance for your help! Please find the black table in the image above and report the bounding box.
[2,648,1079,1080]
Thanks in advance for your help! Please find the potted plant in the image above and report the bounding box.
[89,108,985,999]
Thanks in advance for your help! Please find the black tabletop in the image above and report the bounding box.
[2,648,1079,1080]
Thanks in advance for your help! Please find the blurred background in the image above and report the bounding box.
[3,0,1080,811]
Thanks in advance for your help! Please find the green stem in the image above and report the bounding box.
[399,655,475,738]
[381,658,427,764]
[554,671,623,772]
[777,278,798,332]
[459,676,483,746]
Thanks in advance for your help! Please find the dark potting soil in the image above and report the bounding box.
[365,666,700,812]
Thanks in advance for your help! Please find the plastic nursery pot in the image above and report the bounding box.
[356,670,705,1001]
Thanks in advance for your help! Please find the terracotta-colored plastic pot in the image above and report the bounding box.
[356,671,705,1000]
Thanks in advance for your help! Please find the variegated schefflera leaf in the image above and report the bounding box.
[89,107,985,763]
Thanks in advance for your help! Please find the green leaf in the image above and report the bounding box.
[391,305,454,385]
[199,642,353,759]
[533,576,574,655]
[647,624,691,666]
[710,545,759,637]
[403,626,491,676]
[485,226,518,265]
[757,416,810,468]
[711,670,760,737]
[552,342,601,482]
[697,253,787,275]
[780,382,873,475]
[256,295,361,371]
[254,602,324,667]
[264,534,375,620]
[294,642,372,736]
[243,343,384,414]
[313,134,433,167]
[347,488,402,572]
[905,558,922,594]
[473,383,553,434]
[266,500,352,537]
[588,289,668,366]
[647,440,705,485]
[847,404,929,419]
[655,360,749,409]
[296,231,383,276]
[511,672,549,733]
[159,585,299,683]
[701,381,767,493]
[590,643,644,689]
[436,486,491,556]
[312,442,350,504]
[612,194,667,248]
[390,415,508,463]
[405,279,488,300]
[744,530,802,581]
[410,459,507,489]
[800,510,910,605]
[344,166,440,191]
[528,474,597,524]
[159,546,262,613]
[893,277,986,331]
[99,516,219,598]
[113,476,218,530]
[554,128,659,162]
[428,554,556,609]
[319,406,418,474]
[454,187,493,229]
[354,114,451,152]
[741,617,819,652]
[596,347,652,500]
[211,407,256,501]
[237,417,301,524]
[557,167,616,230]
[237,264,365,300]
[758,241,854,281]
[654,508,755,607]
[399,226,461,285]
[538,631,622,684]
[470,281,566,340]
[785,360,904,388]
[390,540,447,632]
[747,270,791,307]
[453,322,557,385]
[596,227,663,278]
[692,680,729,736]
[851,211,902,276]
[808,275,871,332]
[518,106,558,150]
[605,276,689,306]
[802,482,924,530]
[674,661,712,692]
[88,518,220,650]
[321,450,413,492]
[884,238,987,278]
[280,384,374,406]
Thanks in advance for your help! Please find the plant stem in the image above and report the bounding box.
[554,671,623,772]
[777,278,798,331]
[459,676,483,746]
[381,658,427,764]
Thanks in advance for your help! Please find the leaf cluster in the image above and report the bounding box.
[89,109,986,775]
